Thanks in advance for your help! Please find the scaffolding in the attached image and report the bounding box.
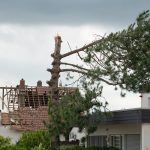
[0,79,77,131]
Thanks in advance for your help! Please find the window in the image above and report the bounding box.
[111,135,122,150]
[87,136,107,147]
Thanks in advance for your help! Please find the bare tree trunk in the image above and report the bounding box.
[48,35,62,102]
[47,35,62,150]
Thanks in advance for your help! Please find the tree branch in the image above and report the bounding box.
[61,39,102,58]
[91,52,106,69]
[60,68,117,85]
[65,75,84,87]
[60,68,88,74]
[77,52,84,60]
[84,51,106,69]
[60,62,89,71]
[67,41,72,51]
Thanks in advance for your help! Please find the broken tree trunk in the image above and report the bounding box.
[47,35,62,150]
[47,35,62,102]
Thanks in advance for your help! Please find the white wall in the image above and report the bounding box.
[90,123,141,150]
[70,127,86,141]
[0,114,22,143]
[90,123,141,136]
[141,93,150,109]
[59,127,86,142]
[142,123,150,150]
[0,124,22,143]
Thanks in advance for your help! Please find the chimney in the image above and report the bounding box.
[37,80,42,87]
[19,78,25,89]
[141,93,150,109]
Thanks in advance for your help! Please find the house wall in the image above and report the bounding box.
[90,123,141,136]
[0,123,22,143]
[124,134,141,150]
[89,123,141,150]
[141,93,150,109]
[142,123,150,150]
[70,127,86,141]
[60,127,86,143]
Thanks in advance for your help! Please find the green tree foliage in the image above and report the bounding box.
[84,10,150,93]
[46,78,108,142]
[0,133,49,150]
[0,135,25,150]
[16,130,50,150]
[46,11,149,150]
[0,145,26,150]
[31,146,47,150]
[60,146,119,150]
[0,135,10,146]
[0,135,11,150]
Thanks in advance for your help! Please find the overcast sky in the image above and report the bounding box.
[0,0,149,26]
[0,0,149,110]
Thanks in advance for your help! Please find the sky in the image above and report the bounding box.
[0,0,150,110]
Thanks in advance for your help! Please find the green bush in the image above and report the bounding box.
[0,135,11,146]
[16,130,50,150]
[31,146,47,150]
[0,144,26,150]
[0,135,12,150]
[60,146,85,150]
[60,146,119,150]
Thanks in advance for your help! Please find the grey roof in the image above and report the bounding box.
[100,108,150,124]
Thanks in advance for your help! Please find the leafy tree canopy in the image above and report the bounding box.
[46,79,107,141]
[83,10,150,93]
[16,130,50,150]
[46,11,150,150]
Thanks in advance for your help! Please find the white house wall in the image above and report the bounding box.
[90,123,141,136]
[70,127,86,141]
[60,127,86,142]
[89,123,141,150]
[141,93,150,109]
[142,123,150,150]
[0,124,22,143]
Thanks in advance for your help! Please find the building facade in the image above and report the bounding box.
[88,93,150,150]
